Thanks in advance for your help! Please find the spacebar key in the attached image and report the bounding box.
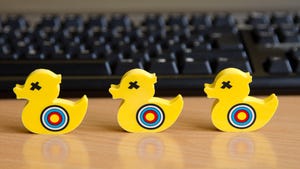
[0,60,112,76]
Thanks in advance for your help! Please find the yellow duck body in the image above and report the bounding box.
[13,69,88,134]
[109,69,184,133]
[204,68,278,132]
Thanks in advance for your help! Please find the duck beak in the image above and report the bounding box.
[109,84,120,99]
[246,72,252,83]
[57,74,62,84]
[13,84,25,99]
[204,83,216,98]
[151,73,157,84]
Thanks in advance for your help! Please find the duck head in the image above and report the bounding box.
[204,68,252,100]
[13,69,61,102]
[109,69,157,102]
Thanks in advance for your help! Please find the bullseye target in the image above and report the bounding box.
[228,104,256,129]
[41,106,69,131]
[137,104,164,129]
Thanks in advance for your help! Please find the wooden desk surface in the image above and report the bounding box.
[0,96,299,168]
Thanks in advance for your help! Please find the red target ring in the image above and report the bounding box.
[234,110,249,123]
[47,112,63,125]
[143,110,158,123]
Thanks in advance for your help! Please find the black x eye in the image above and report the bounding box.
[221,81,232,89]
[128,81,139,89]
[30,81,42,91]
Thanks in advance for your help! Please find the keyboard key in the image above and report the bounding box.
[294,14,300,24]
[213,13,235,27]
[156,52,176,60]
[167,43,187,54]
[0,44,12,55]
[129,52,150,63]
[114,58,144,75]
[146,29,167,43]
[4,15,28,30]
[148,58,179,75]
[118,44,138,57]
[185,49,247,60]
[190,14,212,27]
[109,14,132,29]
[39,42,59,57]
[184,35,205,48]
[195,25,238,35]
[264,56,293,74]
[181,57,212,75]
[123,28,144,43]
[142,14,165,28]
[0,45,18,60]
[212,34,244,50]
[212,57,252,73]
[246,12,270,26]
[145,43,163,58]
[276,25,300,43]
[167,27,191,41]
[105,53,122,64]
[167,15,189,27]
[253,26,279,44]
[271,13,294,25]
[77,49,97,60]
[26,52,46,60]
[191,43,212,51]
[37,15,61,29]
[0,60,112,76]
[48,47,70,60]
[287,48,300,73]
[86,15,107,28]
[133,38,148,51]
[93,44,112,58]
[63,15,84,28]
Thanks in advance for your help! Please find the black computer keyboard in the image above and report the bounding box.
[0,12,300,97]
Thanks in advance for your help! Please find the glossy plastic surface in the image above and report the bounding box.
[13,69,88,134]
[204,68,278,132]
[109,68,184,132]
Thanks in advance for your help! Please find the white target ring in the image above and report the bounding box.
[41,106,69,131]
[136,104,164,129]
[228,104,256,129]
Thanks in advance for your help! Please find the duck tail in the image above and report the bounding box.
[265,94,278,104]
[170,94,184,110]
[264,93,279,113]
[75,95,89,113]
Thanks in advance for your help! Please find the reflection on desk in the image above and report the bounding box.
[211,133,276,169]
[23,135,89,169]
[117,134,183,169]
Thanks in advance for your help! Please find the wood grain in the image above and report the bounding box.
[0,96,299,168]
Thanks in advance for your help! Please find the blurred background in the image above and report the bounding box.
[0,0,300,13]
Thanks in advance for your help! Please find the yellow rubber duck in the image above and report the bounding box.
[204,68,279,132]
[13,69,88,134]
[109,68,184,133]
